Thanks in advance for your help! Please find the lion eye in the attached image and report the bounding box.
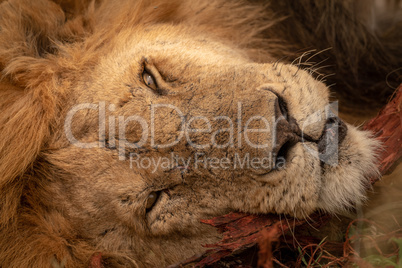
[142,71,157,90]
[145,191,159,210]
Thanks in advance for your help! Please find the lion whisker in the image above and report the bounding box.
[304,47,332,64]
[292,49,316,66]
[273,55,289,70]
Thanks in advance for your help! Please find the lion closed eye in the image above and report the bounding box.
[1,0,400,267]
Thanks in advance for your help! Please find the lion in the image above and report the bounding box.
[0,0,401,267]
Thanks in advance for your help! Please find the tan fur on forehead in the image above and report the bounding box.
[90,0,274,54]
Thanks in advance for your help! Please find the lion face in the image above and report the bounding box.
[39,24,379,264]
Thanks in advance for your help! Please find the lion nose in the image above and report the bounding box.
[271,96,349,167]
[272,98,301,168]
[273,97,291,147]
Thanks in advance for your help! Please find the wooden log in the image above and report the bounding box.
[363,85,402,183]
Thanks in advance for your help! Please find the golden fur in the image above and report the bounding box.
[0,0,400,267]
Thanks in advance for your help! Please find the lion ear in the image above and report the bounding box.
[0,0,94,79]
[0,0,93,223]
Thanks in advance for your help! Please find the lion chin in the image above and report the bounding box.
[0,0,390,267]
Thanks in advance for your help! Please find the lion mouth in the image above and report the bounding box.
[273,116,348,169]
[317,117,348,164]
[317,117,348,151]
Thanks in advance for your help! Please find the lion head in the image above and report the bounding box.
[0,0,380,267]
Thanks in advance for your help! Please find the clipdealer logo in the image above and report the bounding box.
[64,101,340,172]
